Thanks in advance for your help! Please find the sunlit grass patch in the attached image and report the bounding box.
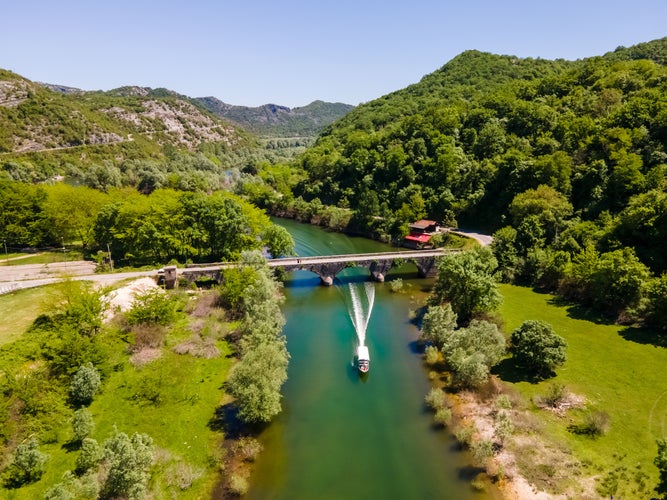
[498,284,666,496]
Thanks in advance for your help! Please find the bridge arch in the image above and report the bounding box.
[177,249,456,287]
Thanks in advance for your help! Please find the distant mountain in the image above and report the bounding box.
[194,97,354,137]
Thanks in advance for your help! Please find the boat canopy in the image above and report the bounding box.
[357,345,370,361]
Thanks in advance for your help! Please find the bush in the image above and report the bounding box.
[424,388,447,411]
[389,278,404,293]
[509,320,567,378]
[228,473,249,496]
[236,437,263,462]
[470,439,494,466]
[539,383,568,408]
[166,462,204,491]
[494,410,515,444]
[2,437,48,487]
[424,345,440,365]
[434,408,452,426]
[76,438,102,474]
[70,362,101,406]
[71,407,94,443]
[572,410,610,437]
[454,425,474,448]
[495,394,512,410]
[126,288,179,326]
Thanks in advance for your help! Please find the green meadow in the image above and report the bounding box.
[498,284,667,495]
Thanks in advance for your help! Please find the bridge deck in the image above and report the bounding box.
[266,248,451,267]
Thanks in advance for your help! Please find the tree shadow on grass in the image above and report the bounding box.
[619,326,667,348]
[546,296,616,325]
[208,402,267,439]
[208,403,245,439]
[491,358,552,384]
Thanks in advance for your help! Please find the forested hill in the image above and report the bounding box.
[292,38,667,269]
[194,97,354,137]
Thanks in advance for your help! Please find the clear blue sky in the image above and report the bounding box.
[1,0,666,107]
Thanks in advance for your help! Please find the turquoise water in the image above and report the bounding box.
[246,219,491,499]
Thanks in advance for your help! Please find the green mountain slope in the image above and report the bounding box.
[194,97,354,137]
[290,38,667,272]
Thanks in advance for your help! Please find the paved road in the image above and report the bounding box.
[0,261,155,294]
[450,229,494,246]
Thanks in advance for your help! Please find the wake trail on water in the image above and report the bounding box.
[347,282,375,346]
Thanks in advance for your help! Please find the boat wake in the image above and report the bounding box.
[347,281,375,347]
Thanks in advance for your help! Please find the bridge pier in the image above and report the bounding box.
[415,257,439,278]
[163,265,178,289]
[320,275,335,286]
[369,260,393,282]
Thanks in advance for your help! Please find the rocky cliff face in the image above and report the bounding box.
[0,71,244,155]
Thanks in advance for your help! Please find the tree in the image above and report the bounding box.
[510,320,567,378]
[491,226,519,280]
[262,224,295,257]
[444,320,506,388]
[509,185,573,243]
[2,437,48,487]
[568,247,651,315]
[588,248,650,315]
[102,430,154,500]
[43,183,107,247]
[71,407,94,443]
[646,274,667,328]
[227,340,289,423]
[76,438,102,474]
[430,247,502,323]
[70,362,102,406]
[421,304,457,349]
[656,438,667,498]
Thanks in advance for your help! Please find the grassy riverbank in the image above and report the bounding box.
[498,284,666,497]
[0,284,235,499]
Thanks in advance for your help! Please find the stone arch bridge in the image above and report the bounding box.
[174,249,457,287]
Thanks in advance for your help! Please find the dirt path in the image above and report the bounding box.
[0,253,45,263]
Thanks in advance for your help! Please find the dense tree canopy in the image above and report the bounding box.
[430,247,502,323]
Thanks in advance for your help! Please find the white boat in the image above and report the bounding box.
[357,345,370,373]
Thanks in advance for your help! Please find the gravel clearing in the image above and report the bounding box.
[103,277,161,322]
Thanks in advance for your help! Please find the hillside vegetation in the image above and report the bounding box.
[0,72,351,188]
[255,37,667,325]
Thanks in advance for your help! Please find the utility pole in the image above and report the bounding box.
[62,238,67,269]
[107,242,113,271]
[3,240,7,261]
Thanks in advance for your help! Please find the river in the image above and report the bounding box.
[246,219,492,499]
